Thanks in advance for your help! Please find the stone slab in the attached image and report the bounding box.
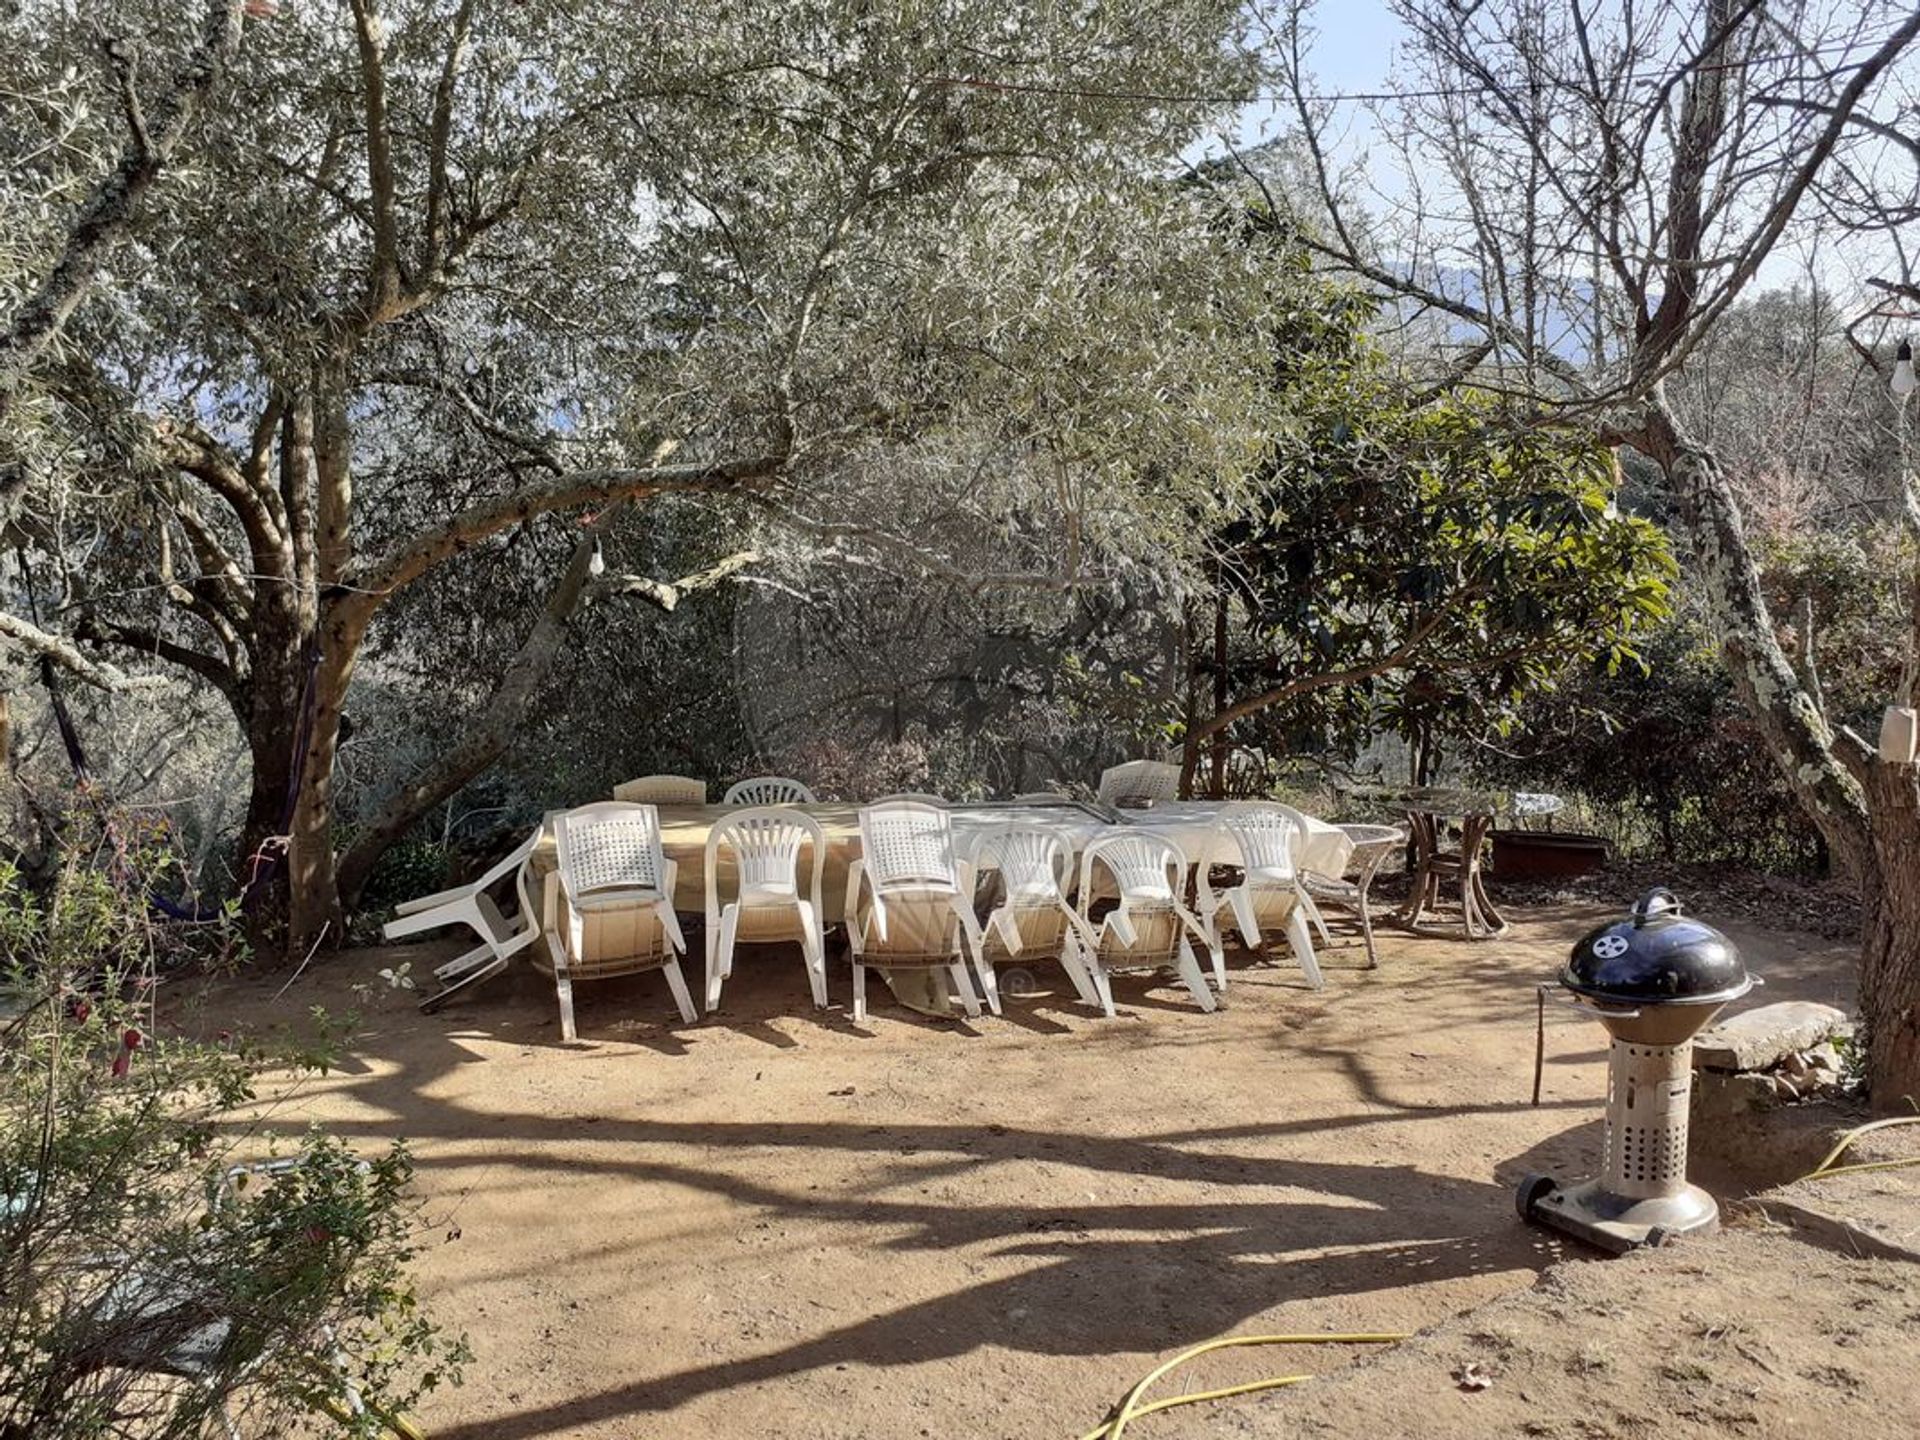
[1692,1000,1849,1073]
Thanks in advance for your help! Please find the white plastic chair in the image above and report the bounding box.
[969,822,1101,1010]
[703,806,829,1012]
[1301,822,1406,968]
[1096,760,1182,809]
[870,791,948,806]
[722,775,818,805]
[381,826,540,1003]
[1196,803,1324,989]
[844,802,987,1023]
[541,801,696,1039]
[612,773,707,804]
[1075,832,1217,1015]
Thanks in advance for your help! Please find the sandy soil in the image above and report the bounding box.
[165,902,1865,1440]
[1187,1227,1920,1439]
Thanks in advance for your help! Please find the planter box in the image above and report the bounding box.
[1489,829,1607,880]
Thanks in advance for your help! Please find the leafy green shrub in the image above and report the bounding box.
[349,837,451,943]
[0,825,463,1438]
[1468,613,1825,872]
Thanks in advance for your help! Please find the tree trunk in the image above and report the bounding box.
[285,630,355,953]
[1176,603,1201,798]
[1208,592,1229,799]
[1856,756,1920,1107]
[1635,396,1875,880]
[334,525,603,905]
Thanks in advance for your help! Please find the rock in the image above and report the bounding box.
[1693,1002,1850,1073]
[1692,1069,1780,1119]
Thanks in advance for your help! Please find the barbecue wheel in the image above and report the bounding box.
[1513,1172,1555,1221]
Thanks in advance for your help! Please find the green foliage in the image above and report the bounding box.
[1467,613,1826,872]
[1759,525,1909,737]
[1473,518,1910,874]
[350,838,450,931]
[0,825,462,1437]
[1199,235,1676,771]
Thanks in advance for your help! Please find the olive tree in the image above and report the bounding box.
[2,0,1282,949]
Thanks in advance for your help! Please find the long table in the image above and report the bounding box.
[528,800,1355,926]
[517,798,1355,1017]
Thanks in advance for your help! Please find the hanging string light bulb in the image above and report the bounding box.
[589,537,606,577]
[1893,338,1916,399]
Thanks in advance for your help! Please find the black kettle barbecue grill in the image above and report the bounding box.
[1517,888,1756,1253]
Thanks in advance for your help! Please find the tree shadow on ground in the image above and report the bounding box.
[407,1113,1573,1440]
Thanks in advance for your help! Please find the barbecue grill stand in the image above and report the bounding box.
[1516,888,1755,1254]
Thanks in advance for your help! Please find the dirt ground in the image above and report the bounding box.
[1193,1227,1920,1439]
[166,901,1875,1440]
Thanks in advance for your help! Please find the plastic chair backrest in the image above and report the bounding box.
[1097,760,1181,807]
[972,822,1072,899]
[612,773,706,804]
[859,802,961,894]
[871,791,947,807]
[1220,803,1301,883]
[707,806,821,900]
[1079,831,1184,907]
[723,776,817,806]
[556,802,667,897]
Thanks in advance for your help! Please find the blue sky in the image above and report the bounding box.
[1193,2,1404,169]
[1297,0,1406,94]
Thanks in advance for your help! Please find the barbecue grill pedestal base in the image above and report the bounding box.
[1516,1173,1720,1254]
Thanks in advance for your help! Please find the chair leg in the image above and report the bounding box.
[1227,889,1262,952]
[435,938,497,982]
[1174,941,1217,1013]
[1057,939,1101,1008]
[1284,907,1324,990]
[1207,938,1227,991]
[796,902,830,1008]
[852,962,869,1024]
[555,966,578,1043]
[1090,963,1117,1019]
[974,954,1003,1016]
[707,906,740,1012]
[948,962,983,1019]
[1359,891,1379,969]
[662,959,698,1025]
[1298,889,1332,945]
[802,932,829,1008]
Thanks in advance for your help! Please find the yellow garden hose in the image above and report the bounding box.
[1076,1331,1411,1440]
[1798,1114,1920,1183]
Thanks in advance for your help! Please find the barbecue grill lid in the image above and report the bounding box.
[1561,888,1751,1006]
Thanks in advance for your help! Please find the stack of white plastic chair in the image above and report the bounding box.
[703,807,829,1012]
[1196,803,1324,989]
[381,826,541,1010]
[541,801,697,1039]
[721,775,818,805]
[1075,832,1217,1015]
[1095,760,1182,809]
[844,801,987,1023]
[612,773,707,804]
[969,822,1102,1011]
